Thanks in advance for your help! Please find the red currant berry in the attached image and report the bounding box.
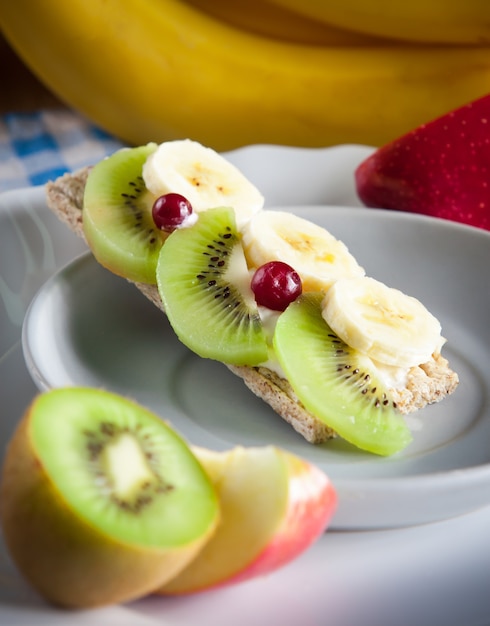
[251,261,302,311]
[152,193,193,232]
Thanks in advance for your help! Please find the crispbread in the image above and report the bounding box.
[45,167,459,445]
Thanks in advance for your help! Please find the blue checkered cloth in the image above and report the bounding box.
[0,110,126,191]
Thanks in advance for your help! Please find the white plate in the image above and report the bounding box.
[22,161,490,530]
[2,145,490,625]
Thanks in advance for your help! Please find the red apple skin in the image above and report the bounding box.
[222,456,337,589]
[355,94,490,230]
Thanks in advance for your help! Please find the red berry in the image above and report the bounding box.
[251,261,302,311]
[152,193,193,232]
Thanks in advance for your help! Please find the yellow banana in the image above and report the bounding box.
[184,0,390,45]
[2,0,490,150]
[265,0,490,45]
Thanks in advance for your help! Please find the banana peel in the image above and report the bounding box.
[2,0,490,150]
[266,0,490,44]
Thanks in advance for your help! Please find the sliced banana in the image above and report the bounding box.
[142,139,264,228]
[241,210,365,292]
[322,276,443,368]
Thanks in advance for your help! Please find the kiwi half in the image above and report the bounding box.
[0,387,219,608]
[273,293,412,456]
[157,206,268,366]
[83,144,163,284]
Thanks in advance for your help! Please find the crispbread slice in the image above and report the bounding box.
[45,168,459,444]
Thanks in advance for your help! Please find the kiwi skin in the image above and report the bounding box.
[0,389,219,609]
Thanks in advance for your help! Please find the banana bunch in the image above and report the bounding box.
[2,0,490,150]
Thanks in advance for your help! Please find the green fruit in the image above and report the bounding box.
[157,206,268,366]
[83,144,163,284]
[0,387,220,608]
[273,293,412,456]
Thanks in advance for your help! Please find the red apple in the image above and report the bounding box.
[355,93,490,230]
[157,445,337,594]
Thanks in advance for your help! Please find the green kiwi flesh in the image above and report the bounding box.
[273,293,412,456]
[0,388,220,607]
[31,388,218,545]
[157,206,268,366]
[83,144,163,284]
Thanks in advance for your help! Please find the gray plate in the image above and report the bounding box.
[23,204,490,530]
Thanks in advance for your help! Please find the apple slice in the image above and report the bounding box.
[157,445,337,594]
[355,94,490,230]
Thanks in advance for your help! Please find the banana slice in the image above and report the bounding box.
[142,139,264,228]
[322,276,443,368]
[241,210,365,292]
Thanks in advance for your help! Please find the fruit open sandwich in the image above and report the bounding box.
[45,140,459,457]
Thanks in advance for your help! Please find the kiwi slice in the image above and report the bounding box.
[0,387,219,608]
[157,206,268,365]
[83,143,163,284]
[273,293,412,456]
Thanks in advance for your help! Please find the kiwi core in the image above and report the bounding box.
[101,433,157,500]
